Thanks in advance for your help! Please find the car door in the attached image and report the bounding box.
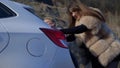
[0,23,9,54]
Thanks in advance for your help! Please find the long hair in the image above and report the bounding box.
[67,3,106,28]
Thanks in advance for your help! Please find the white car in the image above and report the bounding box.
[0,0,75,68]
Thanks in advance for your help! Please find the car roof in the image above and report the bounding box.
[0,0,50,33]
[0,0,49,25]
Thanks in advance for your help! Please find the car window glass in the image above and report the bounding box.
[0,2,16,18]
[24,7,42,19]
[24,7,35,14]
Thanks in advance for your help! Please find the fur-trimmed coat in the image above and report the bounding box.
[75,15,120,67]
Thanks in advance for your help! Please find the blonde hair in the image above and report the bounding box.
[44,17,55,23]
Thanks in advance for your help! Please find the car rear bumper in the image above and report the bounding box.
[49,47,75,68]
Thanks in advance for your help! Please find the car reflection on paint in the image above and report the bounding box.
[0,0,75,68]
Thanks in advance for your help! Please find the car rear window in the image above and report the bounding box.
[0,2,16,18]
[24,7,35,14]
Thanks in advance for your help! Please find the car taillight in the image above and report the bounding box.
[40,28,68,49]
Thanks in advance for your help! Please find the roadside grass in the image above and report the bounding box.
[106,12,120,38]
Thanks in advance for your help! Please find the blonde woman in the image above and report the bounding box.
[44,17,56,28]
[60,3,120,68]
